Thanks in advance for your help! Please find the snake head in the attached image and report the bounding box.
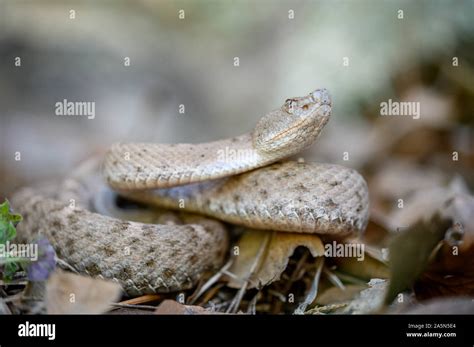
[253,88,332,155]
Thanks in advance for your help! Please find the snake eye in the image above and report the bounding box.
[284,99,297,114]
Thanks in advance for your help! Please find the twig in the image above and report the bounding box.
[188,258,233,305]
[221,270,240,280]
[305,302,348,315]
[197,283,224,307]
[0,279,28,286]
[2,293,23,303]
[291,251,310,282]
[323,267,345,290]
[273,251,310,313]
[110,303,157,311]
[331,270,367,285]
[226,283,248,313]
[268,289,287,302]
[294,257,324,314]
[246,291,259,315]
[119,294,162,305]
[226,231,273,313]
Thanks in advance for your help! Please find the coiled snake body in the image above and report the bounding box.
[11,89,369,295]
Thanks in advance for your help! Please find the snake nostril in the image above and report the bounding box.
[311,89,331,106]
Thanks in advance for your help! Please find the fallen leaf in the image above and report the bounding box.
[226,230,325,289]
[331,253,389,281]
[414,193,474,300]
[46,269,122,314]
[387,177,468,231]
[360,219,392,248]
[315,284,367,305]
[387,185,474,302]
[384,216,451,305]
[343,279,387,314]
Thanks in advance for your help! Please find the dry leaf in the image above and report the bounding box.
[154,300,215,315]
[361,219,392,248]
[315,284,367,305]
[343,279,387,314]
[46,269,122,314]
[387,177,468,231]
[332,253,389,281]
[226,230,324,289]
[414,193,474,300]
[387,187,474,302]
[384,216,451,305]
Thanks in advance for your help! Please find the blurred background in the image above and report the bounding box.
[1,0,473,224]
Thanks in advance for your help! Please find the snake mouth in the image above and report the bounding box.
[316,103,331,118]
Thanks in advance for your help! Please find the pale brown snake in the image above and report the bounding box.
[11,89,369,295]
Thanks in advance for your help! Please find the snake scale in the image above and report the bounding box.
[11,89,369,296]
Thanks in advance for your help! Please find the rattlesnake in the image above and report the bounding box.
[11,89,369,296]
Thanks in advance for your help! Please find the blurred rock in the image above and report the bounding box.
[402,297,474,314]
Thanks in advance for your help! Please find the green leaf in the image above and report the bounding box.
[0,200,22,243]
[0,201,8,215]
[384,215,451,305]
[9,213,22,224]
[0,200,22,224]
[0,221,17,244]
[3,261,20,282]
[0,200,24,282]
